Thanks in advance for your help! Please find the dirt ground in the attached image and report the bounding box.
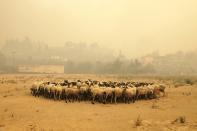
[0,74,197,131]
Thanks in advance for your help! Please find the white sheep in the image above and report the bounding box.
[90,85,105,104]
[114,86,124,104]
[123,86,137,103]
[103,87,114,104]
[136,86,148,100]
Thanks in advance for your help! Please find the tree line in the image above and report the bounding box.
[0,38,197,75]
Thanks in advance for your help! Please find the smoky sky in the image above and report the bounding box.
[0,0,197,58]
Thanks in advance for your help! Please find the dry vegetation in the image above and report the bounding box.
[0,74,197,131]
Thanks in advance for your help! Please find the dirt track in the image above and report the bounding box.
[0,74,197,131]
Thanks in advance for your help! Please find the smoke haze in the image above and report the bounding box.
[1,0,197,57]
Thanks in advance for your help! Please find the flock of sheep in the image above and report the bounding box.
[30,79,166,104]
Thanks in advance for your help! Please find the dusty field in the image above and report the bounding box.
[0,74,197,131]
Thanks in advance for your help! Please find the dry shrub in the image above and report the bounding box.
[180,116,186,123]
[135,115,142,127]
[184,79,194,85]
[172,116,186,124]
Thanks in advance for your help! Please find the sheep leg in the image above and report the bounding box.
[73,95,76,102]
[132,96,135,103]
[124,96,127,104]
[75,95,78,102]
[31,89,34,96]
[50,92,53,99]
[46,91,49,98]
[136,94,139,100]
[35,90,38,97]
[78,95,80,102]
[44,90,46,98]
[68,95,71,102]
[79,94,82,102]
[91,96,95,104]
[60,92,62,100]
[110,96,113,104]
[58,93,61,100]
[58,92,60,100]
[32,90,34,96]
[60,93,63,100]
[65,95,68,103]
[128,97,130,104]
[101,95,105,104]
[103,95,107,104]
[114,96,117,104]
[56,91,58,100]
[72,95,75,103]
[43,90,46,97]
[135,95,137,101]
[145,94,148,100]
[35,90,37,97]
[53,92,56,100]
[32,90,35,96]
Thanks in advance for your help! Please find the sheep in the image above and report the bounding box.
[31,82,43,97]
[147,84,155,99]
[158,84,166,94]
[44,83,52,98]
[30,85,37,96]
[78,82,89,101]
[30,79,165,104]
[55,85,63,100]
[38,82,47,97]
[153,84,166,98]
[60,80,69,86]
[61,84,69,103]
[76,80,82,88]
[114,86,124,104]
[103,87,114,104]
[136,86,148,100]
[90,85,105,104]
[123,86,137,104]
[66,87,80,102]
[61,82,80,102]
[49,84,56,100]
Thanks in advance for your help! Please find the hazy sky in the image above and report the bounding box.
[0,0,197,57]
